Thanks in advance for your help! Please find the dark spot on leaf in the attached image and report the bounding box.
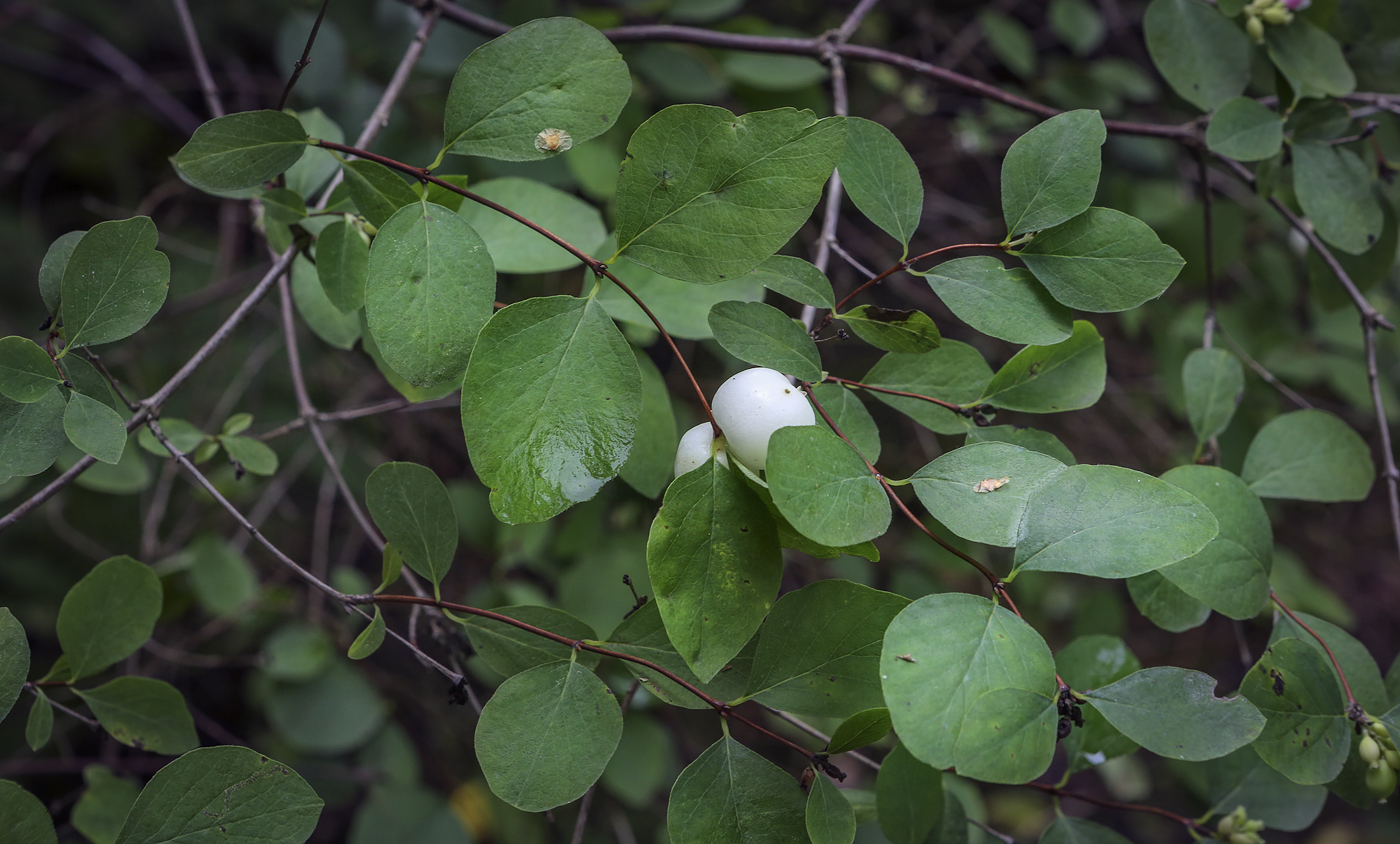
[860,306,921,325]
[1028,362,1042,377]
[739,526,748,532]
[1270,669,1285,696]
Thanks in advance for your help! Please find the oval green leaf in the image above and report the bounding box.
[347,608,386,660]
[0,337,61,403]
[1017,208,1185,312]
[1241,409,1375,502]
[877,742,943,844]
[918,256,1072,346]
[75,677,198,755]
[1156,466,1272,619]
[64,392,127,465]
[1240,637,1350,785]
[598,258,767,341]
[1001,109,1106,238]
[1144,0,1251,112]
[827,707,892,755]
[1206,97,1284,162]
[619,349,678,499]
[0,781,57,844]
[841,306,941,354]
[365,462,458,590]
[910,442,1067,547]
[290,254,360,351]
[173,110,309,192]
[746,255,835,309]
[0,388,67,480]
[1264,17,1356,100]
[1183,347,1244,444]
[1293,142,1383,256]
[315,218,369,313]
[58,556,162,680]
[668,734,808,844]
[708,301,822,381]
[1081,667,1264,761]
[840,117,923,250]
[264,659,387,755]
[809,383,881,463]
[457,605,599,677]
[61,217,170,349]
[341,159,419,229]
[807,771,856,844]
[766,425,890,548]
[953,686,1058,783]
[27,690,53,751]
[0,609,27,724]
[979,320,1105,413]
[457,178,607,273]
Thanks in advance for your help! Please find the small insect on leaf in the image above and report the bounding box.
[896,654,917,663]
[534,128,573,153]
[973,477,1011,493]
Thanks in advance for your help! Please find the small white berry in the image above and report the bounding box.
[710,367,816,472]
[674,423,728,477]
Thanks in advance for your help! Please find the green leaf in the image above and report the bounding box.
[603,714,677,809]
[0,608,26,724]
[1270,611,1388,714]
[1039,816,1132,844]
[1014,464,1219,578]
[443,17,631,162]
[742,581,908,718]
[221,435,278,477]
[1016,208,1185,312]
[173,110,309,192]
[462,295,641,524]
[60,217,170,349]
[620,350,678,499]
[602,600,754,709]
[39,230,85,314]
[1144,0,1251,111]
[290,254,360,351]
[979,320,1105,413]
[0,337,61,403]
[284,108,342,198]
[260,188,306,225]
[58,556,162,680]
[668,734,808,844]
[722,52,828,91]
[647,459,782,682]
[746,255,835,309]
[316,219,369,313]
[980,11,1036,78]
[840,306,941,354]
[347,784,468,844]
[341,160,419,229]
[1292,142,1383,255]
[910,442,1067,547]
[475,660,622,812]
[113,746,322,844]
[457,178,606,273]
[1056,635,1142,771]
[63,392,127,465]
[75,677,198,755]
[613,105,846,283]
[260,624,333,681]
[1176,746,1327,832]
[1241,409,1375,502]
[1126,571,1211,632]
[917,256,1072,346]
[376,545,402,594]
[457,605,599,676]
[264,659,386,755]
[0,781,57,844]
[839,118,923,250]
[954,686,1059,783]
[73,765,140,844]
[1081,667,1264,760]
[1205,97,1284,162]
[806,771,856,844]
[0,388,67,480]
[365,201,495,386]
[881,593,1056,770]
[862,343,991,435]
[1156,466,1272,619]
[597,258,767,341]
[26,690,53,751]
[1183,347,1244,443]
[186,535,258,618]
[348,608,386,660]
[767,425,890,548]
[708,301,822,381]
[1240,638,1350,785]
[877,743,943,844]
[365,462,458,590]
[809,383,880,462]
[1050,0,1106,55]
[966,424,1077,465]
[1264,16,1356,99]
[221,414,252,437]
[1001,110,1106,238]
[827,708,892,754]
[137,419,205,458]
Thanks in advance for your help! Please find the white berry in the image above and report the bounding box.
[674,423,728,477]
[710,367,816,471]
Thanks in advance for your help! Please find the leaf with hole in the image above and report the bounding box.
[1240,637,1350,785]
[1081,667,1264,761]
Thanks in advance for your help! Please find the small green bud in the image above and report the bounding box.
[1246,15,1265,43]
[1361,735,1383,765]
[1386,748,1400,771]
[1260,6,1293,24]
[1372,720,1392,742]
[1366,760,1397,801]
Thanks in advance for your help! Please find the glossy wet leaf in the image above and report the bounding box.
[746,255,834,309]
[1293,142,1383,256]
[347,608,386,660]
[861,342,993,434]
[444,17,631,161]
[0,388,67,481]
[1017,208,1185,312]
[668,734,808,844]
[918,256,1072,346]
[620,350,678,499]
[1241,409,1374,502]
[61,217,170,349]
[840,117,922,249]
[598,257,767,341]
[0,337,61,403]
[64,392,127,465]
[1240,637,1350,785]
[809,383,880,462]
[365,462,458,590]
[0,780,57,844]
[456,178,607,273]
[475,660,622,812]
[113,746,322,844]
[602,600,755,709]
[1014,464,1218,578]
[1265,17,1356,100]
[1001,109,1105,237]
[1183,347,1244,443]
[708,301,822,381]
[979,320,1105,413]
[1082,667,1264,760]
[365,200,495,386]
[72,764,140,844]
[806,771,855,844]
[457,605,599,676]
[173,110,309,192]
[315,218,369,313]
[58,556,162,680]
[1144,0,1251,111]
[743,580,908,718]
[910,442,1067,547]
[0,609,26,724]
[462,295,641,524]
[1156,466,1271,619]
[767,425,890,548]
[75,677,198,755]
[877,743,943,844]
[827,708,892,755]
[840,306,940,354]
[614,105,846,283]
[647,458,781,682]
[1206,97,1284,162]
[341,159,419,229]
[881,593,1056,769]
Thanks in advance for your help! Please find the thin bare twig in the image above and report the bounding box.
[571,680,641,844]
[169,0,223,118]
[276,0,334,111]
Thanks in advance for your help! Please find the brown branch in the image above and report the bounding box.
[276,0,334,111]
[1363,319,1400,566]
[1026,782,1216,837]
[826,375,974,415]
[169,0,223,119]
[819,242,1005,334]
